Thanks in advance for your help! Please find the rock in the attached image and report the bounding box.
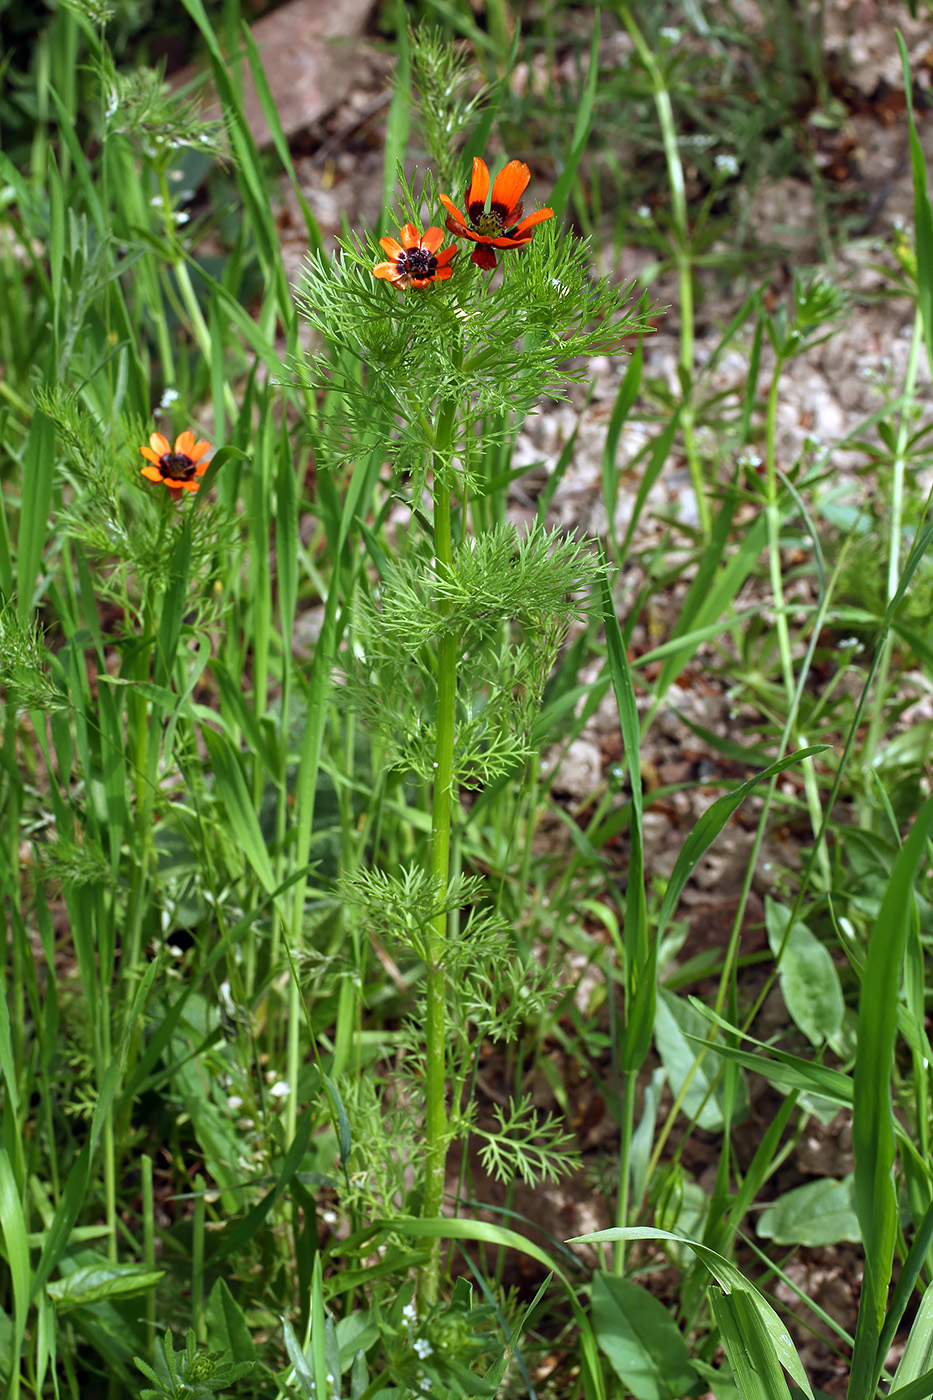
[174,0,374,149]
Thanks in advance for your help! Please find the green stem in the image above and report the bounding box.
[764,359,796,705]
[422,413,458,1304]
[142,1155,156,1350]
[192,1174,206,1343]
[863,309,923,773]
[614,1070,637,1272]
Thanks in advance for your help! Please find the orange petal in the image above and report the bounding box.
[490,160,531,220]
[409,278,431,289]
[379,236,403,257]
[174,429,195,455]
[435,246,457,267]
[181,479,199,492]
[434,266,454,281]
[194,459,210,476]
[373,261,401,281]
[140,464,164,482]
[471,244,498,270]
[420,226,445,254]
[465,158,490,220]
[446,222,483,243]
[490,233,532,248]
[439,194,467,228]
[189,440,211,463]
[140,446,162,466]
[398,223,421,250]
[513,207,554,236]
[149,432,170,455]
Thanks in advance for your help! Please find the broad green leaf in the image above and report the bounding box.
[336,1313,379,1373]
[654,989,748,1131]
[47,1262,164,1311]
[757,1178,859,1247]
[765,899,844,1046]
[591,1272,694,1400]
[206,1278,256,1363]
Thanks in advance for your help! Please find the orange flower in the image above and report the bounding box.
[439,157,554,271]
[372,223,457,290]
[139,429,211,496]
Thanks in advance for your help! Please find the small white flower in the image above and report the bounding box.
[413,1338,434,1359]
[159,386,180,410]
[636,204,652,220]
[227,1094,244,1111]
[402,1303,417,1322]
[660,26,680,41]
[715,153,739,177]
[270,1080,290,1099]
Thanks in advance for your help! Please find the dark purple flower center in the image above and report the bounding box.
[466,193,522,239]
[159,451,196,481]
[399,247,438,278]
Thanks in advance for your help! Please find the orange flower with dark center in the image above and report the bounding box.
[372,223,457,290]
[439,157,554,271]
[139,429,211,496]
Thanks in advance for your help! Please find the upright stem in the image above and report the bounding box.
[422,414,458,1303]
[764,358,796,705]
[863,309,923,774]
[614,1070,637,1272]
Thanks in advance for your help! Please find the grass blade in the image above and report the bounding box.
[897,30,933,377]
[549,14,600,220]
[849,791,933,1400]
